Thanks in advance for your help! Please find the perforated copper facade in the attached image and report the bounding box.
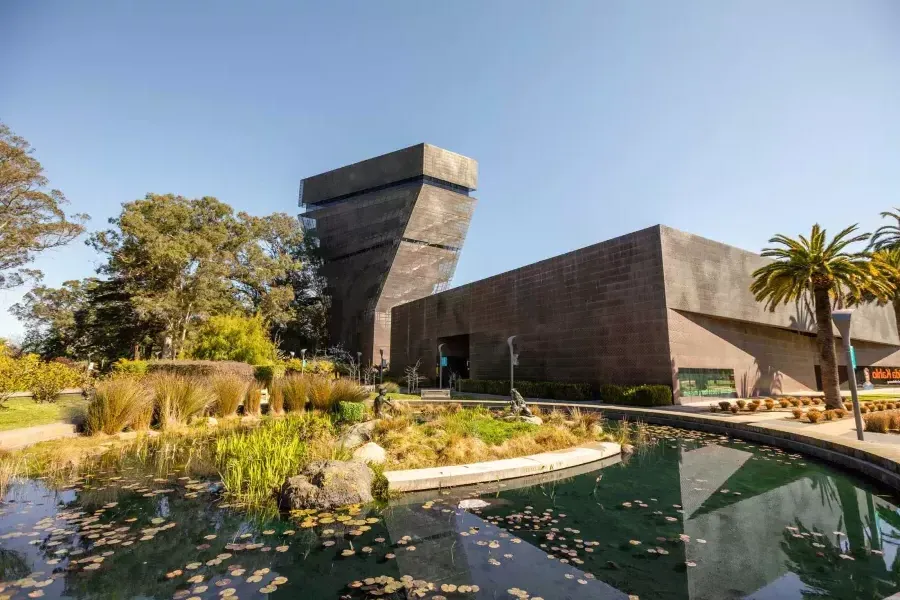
[299,144,477,365]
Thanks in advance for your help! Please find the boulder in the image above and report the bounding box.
[338,420,377,449]
[279,460,374,510]
[458,499,490,510]
[520,415,543,426]
[352,442,387,464]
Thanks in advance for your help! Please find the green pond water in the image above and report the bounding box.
[1,425,899,600]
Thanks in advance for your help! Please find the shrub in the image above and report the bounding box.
[244,387,262,416]
[792,408,804,419]
[85,378,154,435]
[254,364,286,388]
[307,376,334,411]
[729,405,739,414]
[337,401,366,424]
[708,404,718,413]
[765,399,775,410]
[811,398,822,406]
[864,411,893,433]
[823,410,835,421]
[844,402,853,411]
[31,361,81,402]
[835,408,847,418]
[283,358,335,376]
[718,400,732,411]
[149,373,213,428]
[209,373,249,417]
[331,379,368,405]
[800,398,811,406]
[746,402,758,412]
[187,314,278,365]
[860,405,869,414]
[112,359,149,377]
[460,379,593,402]
[147,360,254,378]
[597,384,672,407]
[790,399,801,407]
[268,380,285,414]
[598,384,627,404]
[736,399,747,409]
[888,402,896,410]
[806,409,823,423]
[382,381,401,394]
[779,399,790,408]
[282,375,310,413]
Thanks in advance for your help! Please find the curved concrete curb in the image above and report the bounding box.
[383,441,620,492]
[407,398,900,492]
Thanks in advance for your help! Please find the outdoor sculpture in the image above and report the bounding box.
[373,385,394,418]
[509,388,534,417]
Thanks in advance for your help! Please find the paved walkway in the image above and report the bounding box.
[0,422,79,450]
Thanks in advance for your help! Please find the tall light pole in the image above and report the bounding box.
[300,349,307,374]
[832,309,864,441]
[507,335,517,393]
[438,343,446,389]
[379,349,384,385]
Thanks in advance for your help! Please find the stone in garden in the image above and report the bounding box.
[338,420,377,449]
[458,499,490,510]
[352,442,387,464]
[279,460,374,510]
[520,415,543,425]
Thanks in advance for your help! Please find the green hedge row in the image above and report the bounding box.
[597,384,672,406]
[112,359,256,379]
[458,379,592,401]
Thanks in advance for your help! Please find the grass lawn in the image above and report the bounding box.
[0,394,88,431]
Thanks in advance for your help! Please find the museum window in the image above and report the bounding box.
[678,368,737,398]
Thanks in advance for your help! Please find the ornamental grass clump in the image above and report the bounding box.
[268,380,285,414]
[85,378,154,435]
[765,399,775,410]
[835,408,847,418]
[792,408,804,419]
[307,376,335,411]
[746,402,758,412]
[736,400,747,410]
[209,373,249,417]
[330,379,368,405]
[806,409,823,423]
[244,387,262,416]
[718,401,732,411]
[281,375,309,413]
[729,405,739,414]
[779,399,790,408]
[800,398,811,406]
[149,373,213,429]
[864,411,892,433]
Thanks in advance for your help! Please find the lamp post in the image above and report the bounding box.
[300,349,307,374]
[507,335,518,393]
[438,343,446,389]
[832,309,864,441]
[379,349,384,385]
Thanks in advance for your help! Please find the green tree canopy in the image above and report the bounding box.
[0,121,88,288]
[750,224,891,409]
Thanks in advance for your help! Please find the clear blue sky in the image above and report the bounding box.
[2,0,899,339]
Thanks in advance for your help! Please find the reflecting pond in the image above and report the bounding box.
[1,425,900,600]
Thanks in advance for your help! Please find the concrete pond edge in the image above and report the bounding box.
[383,441,621,492]
[399,397,900,492]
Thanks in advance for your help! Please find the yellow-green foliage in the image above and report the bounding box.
[283,358,334,376]
[187,314,278,365]
[0,351,82,404]
[209,373,249,417]
[215,413,334,507]
[149,373,213,428]
[85,378,154,435]
[111,359,149,377]
[281,375,309,412]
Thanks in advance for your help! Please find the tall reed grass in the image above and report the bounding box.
[307,376,334,411]
[149,373,213,429]
[244,387,262,415]
[282,375,309,412]
[209,373,249,417]
[268,380,285,414]
[330,378,367,404]
[85,378,154,435]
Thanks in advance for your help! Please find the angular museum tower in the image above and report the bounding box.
[299,143,477,366]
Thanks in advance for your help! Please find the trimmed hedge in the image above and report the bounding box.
[458,379,592,402]
[597,384,672,407]
[146,360,255,379]
[112,359,149,376]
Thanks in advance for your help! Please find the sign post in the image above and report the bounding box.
[832,309,864,441]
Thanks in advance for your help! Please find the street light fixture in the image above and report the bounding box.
[438,343,446,390]
[507,335,518,393]
[832,309,864,441]
[300,349,307,374]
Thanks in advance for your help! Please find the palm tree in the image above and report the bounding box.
[864,248,900,338]
[750,225,890,409]
[870,208,900,251]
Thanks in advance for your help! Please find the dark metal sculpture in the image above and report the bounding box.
[373,385,394,418]
[509,388,534,417]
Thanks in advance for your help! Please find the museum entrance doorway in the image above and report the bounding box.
[437,334,469,388]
